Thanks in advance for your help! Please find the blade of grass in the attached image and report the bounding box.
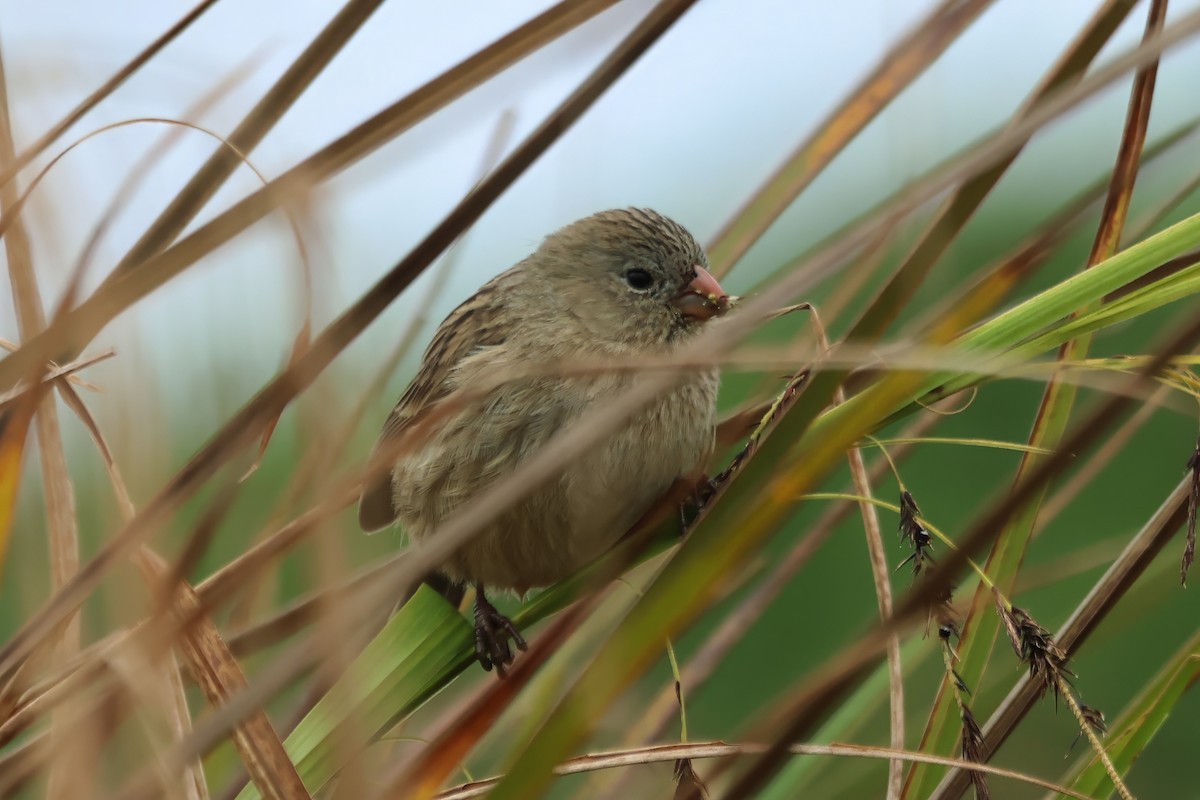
[887,210,1200,409]
[837,356,904,800]
[907,1,1168,794]
[159,651,210,800]
[909,257,1200,413]
[0,44,87,800]
[136,549,311,800]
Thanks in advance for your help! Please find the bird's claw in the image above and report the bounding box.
[679,475,718,532]
[473,590,527,677]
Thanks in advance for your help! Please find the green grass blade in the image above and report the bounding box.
[235,586,472,800]
[1061,629,1200,798]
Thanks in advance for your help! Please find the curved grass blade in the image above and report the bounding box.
[435,741,1094,800]
[102,0,386,280]
[0,45,86,799]
[0,0,221,190]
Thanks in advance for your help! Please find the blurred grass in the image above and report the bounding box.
[6,3,1200,797]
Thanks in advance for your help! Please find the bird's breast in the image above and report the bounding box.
[392,367,718,591]
[559,369,718,556]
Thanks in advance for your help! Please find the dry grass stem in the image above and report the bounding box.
[434,741,1095,800]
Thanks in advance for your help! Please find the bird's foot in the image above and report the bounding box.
[679,475,718,532]
[473,588,527,677]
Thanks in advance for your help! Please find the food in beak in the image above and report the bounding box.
[671,265,730,320]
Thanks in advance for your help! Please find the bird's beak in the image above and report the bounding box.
[670,265,730,321]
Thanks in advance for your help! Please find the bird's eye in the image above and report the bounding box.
[624,268,654,291]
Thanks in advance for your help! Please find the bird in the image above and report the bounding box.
[358,208,730,675]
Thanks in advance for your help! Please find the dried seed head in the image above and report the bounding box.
[899,490,923,542]
[897,491,936,576]
[960,706,991,800]
[1067,702,1108,756]
[996,599,1073,703]
[673,758,709,800]
[1183,434,1200,585]
[1080,702,1107,735]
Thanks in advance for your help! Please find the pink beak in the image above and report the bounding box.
[670,265,730,321]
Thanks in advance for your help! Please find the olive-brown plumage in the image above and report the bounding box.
[359,208,728,673]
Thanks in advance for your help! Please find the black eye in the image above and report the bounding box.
[624,268,654,291]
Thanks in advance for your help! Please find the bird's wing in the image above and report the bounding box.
[358,276,513,532]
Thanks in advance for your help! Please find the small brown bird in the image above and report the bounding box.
[359,208,729,674]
